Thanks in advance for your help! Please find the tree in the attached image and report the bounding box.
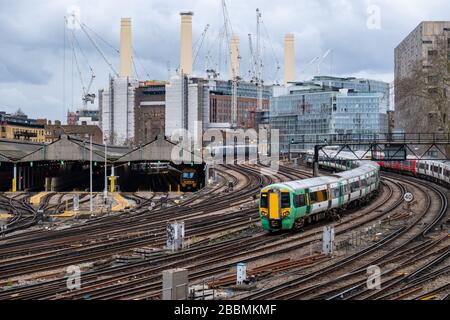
[395,36,450,157]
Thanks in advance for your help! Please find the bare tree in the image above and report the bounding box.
[395,36,450,156]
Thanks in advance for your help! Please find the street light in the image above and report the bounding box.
[89,134,93,213]
[104,136,108,201]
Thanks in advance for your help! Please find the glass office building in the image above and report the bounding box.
[270,76,389,152]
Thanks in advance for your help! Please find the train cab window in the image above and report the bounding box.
[281,192,291,208]
[310,190,328,204]
[260,193,268,208]
[182,172,195,179]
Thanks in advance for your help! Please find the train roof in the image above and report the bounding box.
[336,162,379,179]
[265,176,339,191]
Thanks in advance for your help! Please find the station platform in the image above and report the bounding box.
[111,194,130,212]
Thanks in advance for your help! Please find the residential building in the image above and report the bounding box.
[0,111,47,143]
[45,123,103,144]
[394,21,450,134]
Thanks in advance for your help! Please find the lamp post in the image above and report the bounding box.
[104,137,108,201]
[89,134,93,213]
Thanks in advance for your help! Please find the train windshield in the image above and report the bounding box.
[281,192,290,208]
[182,172,195,179]
[260,193,268,208]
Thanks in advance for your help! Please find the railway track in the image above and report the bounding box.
[1,163,447,300]
[242,171,449,300]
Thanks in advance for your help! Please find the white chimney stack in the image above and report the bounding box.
[284,33,295,84]
[120,18,132,78]
[180,12,194,75]
[229,35,240,80]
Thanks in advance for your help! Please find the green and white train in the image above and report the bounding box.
[259,161,380,231]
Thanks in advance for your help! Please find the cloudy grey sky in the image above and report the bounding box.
[1,0,449,121]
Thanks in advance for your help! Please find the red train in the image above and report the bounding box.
[377,159,417,175]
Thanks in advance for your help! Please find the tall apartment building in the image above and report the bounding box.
[270,76,390,152]
[394,21,450,133]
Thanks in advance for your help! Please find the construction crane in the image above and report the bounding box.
[248,33,256,82]
[255,8,263,111]
[316,49,331,75]
[221,0,238,127]
[193,24,210,69]
[66,15,96,110]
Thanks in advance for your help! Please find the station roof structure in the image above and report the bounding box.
[117,135,202,163]
[0,138,43,162]
[0,135,203,164]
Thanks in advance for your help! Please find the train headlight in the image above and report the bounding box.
[282,210,291,218]
[260,210,268,218]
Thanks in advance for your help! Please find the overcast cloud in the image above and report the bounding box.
[1,0,450,121]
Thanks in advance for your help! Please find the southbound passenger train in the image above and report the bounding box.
[259,152,450,232]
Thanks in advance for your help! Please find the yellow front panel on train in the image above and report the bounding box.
[269,192,279,219]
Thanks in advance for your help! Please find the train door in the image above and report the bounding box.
[349,178,360,201]
[309,187,329,214]
[330,183,341,209]
[269,191,280,220]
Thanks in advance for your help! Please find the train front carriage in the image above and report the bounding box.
[260,185,297,231]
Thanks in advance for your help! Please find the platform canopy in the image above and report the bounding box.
[0,138,43,162]
[18,135,130,163]
[0,135,203,164]
[117,135,203,164]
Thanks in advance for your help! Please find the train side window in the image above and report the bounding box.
[294,194,306,207]
[310,190,328,204]
[332,187,341,198]
[439,167,443,174]
[260,193,268,208]
[342,184,349,194]
[350,181,360,192]
[281,192,291,208]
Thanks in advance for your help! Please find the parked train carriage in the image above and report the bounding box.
[260,162,380,232]
[180,168,198,190]
[378,159,450,187]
